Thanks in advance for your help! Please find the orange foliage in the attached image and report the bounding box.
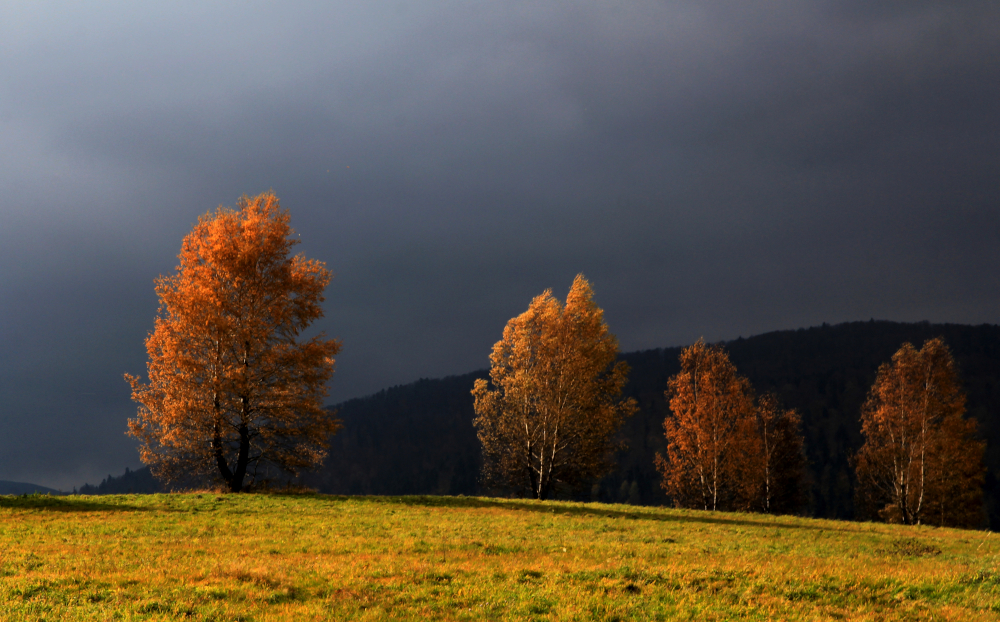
[472,275,637,500]
[656,340,754,511]
[855,337,984,527]
[125,192,341,492]
[738,392,806,514]
[656,341,805,513]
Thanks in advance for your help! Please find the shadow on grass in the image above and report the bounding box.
[339,494,857,533]
[0,494,152,513]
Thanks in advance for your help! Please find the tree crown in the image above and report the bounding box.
[126,192,341,492]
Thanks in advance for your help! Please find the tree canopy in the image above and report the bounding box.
[125,192,341,492]
[739,392,806,514]
[472,275,636,500]
[656,340,805,513]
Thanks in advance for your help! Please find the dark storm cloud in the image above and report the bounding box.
[1,0,998,488]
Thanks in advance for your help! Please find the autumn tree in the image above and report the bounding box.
[656,341,805,513]
[655,340,753,511]
[125,192,341,493]
[736,392,806,514]
[472,275,637,500]
[855,337,985,527]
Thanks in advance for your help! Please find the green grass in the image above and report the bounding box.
[0,493,997,620]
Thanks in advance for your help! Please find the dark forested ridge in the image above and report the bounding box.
[90,321,1000,529]
[607,321,1000,529]
[304,320,1000,529]
[301,373,486,497]
[76,467,162,495]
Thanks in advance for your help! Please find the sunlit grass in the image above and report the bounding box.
[0,493,997,620]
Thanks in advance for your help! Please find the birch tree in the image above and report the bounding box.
[737,392,806,514]
[854,337,984,526]
[656,343,805,513]
[472,275,636,500]
[655,340,754,511]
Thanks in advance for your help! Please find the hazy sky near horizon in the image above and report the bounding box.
[1,1,998,489]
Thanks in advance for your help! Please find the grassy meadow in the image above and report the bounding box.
[0,493,997,620]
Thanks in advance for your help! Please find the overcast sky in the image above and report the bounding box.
[1,1,998,490]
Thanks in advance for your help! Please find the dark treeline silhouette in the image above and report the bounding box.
[0,481,64,495]
[88,321,1000,529]
[302,374,486,496]
[76,467,161,494]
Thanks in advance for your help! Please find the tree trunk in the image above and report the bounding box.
[231,423,250,493]
[212,419,235,491]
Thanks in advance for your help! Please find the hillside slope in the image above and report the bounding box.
[0,480,63,495]
[304,321,1000,528]
[88,321,1000,529]
[1,493,997,619]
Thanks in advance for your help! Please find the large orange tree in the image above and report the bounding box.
[125,192,341,492]
[855,337,984,527]
[472,275,636,500]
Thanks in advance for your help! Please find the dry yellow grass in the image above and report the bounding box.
[0,493,997,620]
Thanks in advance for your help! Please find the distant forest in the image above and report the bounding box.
[87,321,1000,530]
